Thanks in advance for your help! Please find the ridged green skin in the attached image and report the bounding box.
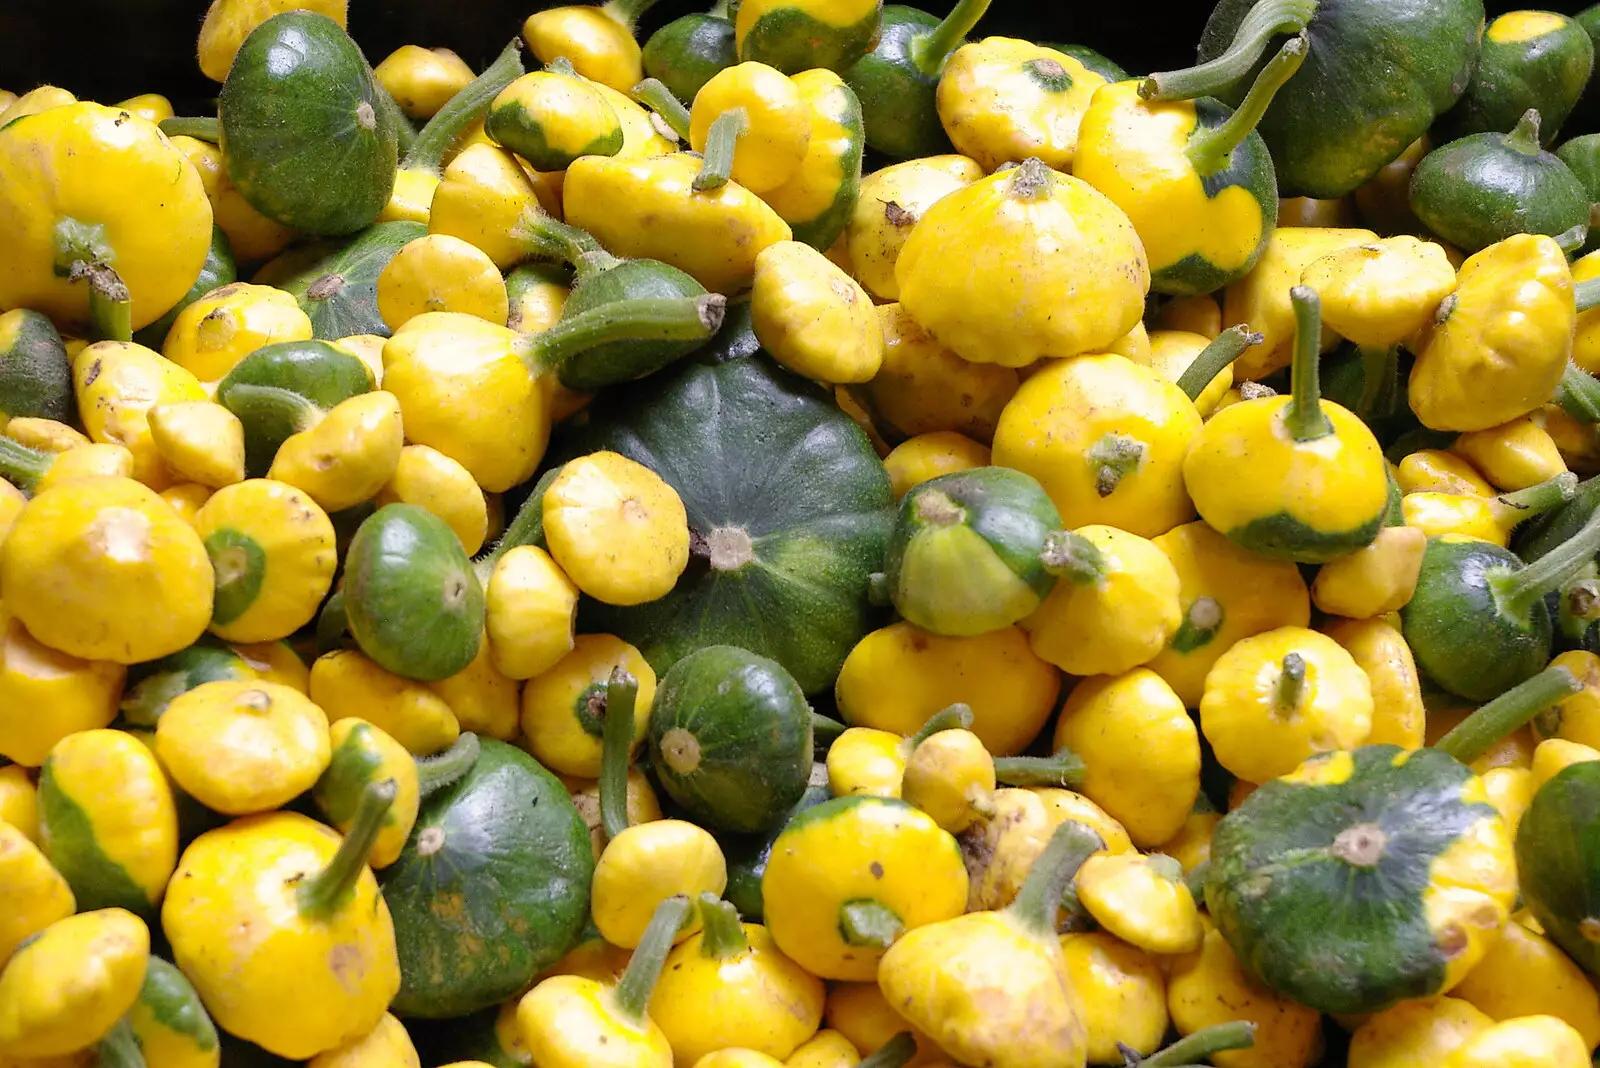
[1517,471,1600,562]
[215,339,374,476]
[1518,760,1600,977]
[722,784,830,920]
[885,466,1061,635]
[383,739,592,1018]
[344,504,484,682]
[1208,744,1497,1014]
[648,645,814,834]
[1400,536,1551,701]
[0,307,72,424]
[739,4,884,73]
[557,259,710,392]
[1438,12,1595,144]
[643,13,738,103]
[1197,0,1484,197]
[1410,126,1591,254]
[266,221,427,339]
[783,74,864,251]
[220,12,398,235]
[134,225,237,351]
[566,352,892,694]
[119,640,257,727]
[846,5,950,160]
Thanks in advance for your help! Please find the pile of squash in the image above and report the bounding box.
[12,0,1600,1065]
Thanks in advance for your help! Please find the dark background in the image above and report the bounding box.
[2,0,1594,109]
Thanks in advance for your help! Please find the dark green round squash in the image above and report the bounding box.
[263,220,427,339]
[648,645,814,834]
[1410,109,1591,255]
[215,339,374,476]
[642,11,738,104]
[219,11,398,235]
[134,225,238,352]
[1438,9,1595,145]
[556,255,714,392]
[562,352,893,695]
[1517,759,1600,977]
[845,4,956,160]
[1206,743,1511,1015]
[722,782,830,920]
[382,738,593,1018]
[343,504,484,683]
[0,307,73,425]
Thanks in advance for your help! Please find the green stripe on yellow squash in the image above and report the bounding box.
[0,307,72,424]
[314,718,421,870]
[763,68,865,252]
[1206,744,1515,1014]
[127,957,221,1068]
[1438,9,1596,144]
[735,0,884,74]
[484,67,625,174]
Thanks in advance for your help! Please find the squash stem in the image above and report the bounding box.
[516,213,606,264]
[910,0,994,77]
[1009,156,1055,200]
[0,437,52,495]
[602,0,659,31]
[416,732,482,797]
[708,0,730,16]
[1506,108,1543,157]
[1141,0,1317,100]
[693,108,749,191]
[1556,363,1600,425]
[1435,665,1581,765]
[1493,472,1579,530]
[159,116,220,141]
[219,383,325,435]
[298,779,396,919]
[1184,33,1307,177]
[1354,344,1399,420]
[1274,652,1307,713]
[73,262,132,343]
[1283,285,1332,442]
[858,1034,917,1068]
[517,295,727,374]
[1493,507,1600,622]
[839,900,905,947]
[1576,278,1600,314]
[1007,819,1103,938]
[696,892,749,960]
[1040,529,1108,585]
[611,894,690,1024]
[993,749,1085,789]
[92,1021,147,1068]
[598,667,640,843]
[403,38,525,174]
[905,704,975,751]
[373,83,419,156]
[631,78,692,141]
[1176,325,1260,401]
[1141,1022,1258,1067]
[811,712,847,746]
[473,464,564,584]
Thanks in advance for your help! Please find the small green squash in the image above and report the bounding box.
[1206,743,1513,1015]
[344,504,484,683]
[845,1,977,160]
[125,957,221,1068]
[648,644,814,834]
[134,225,239,352]
[722,782,830,920]
[263,220,428,339]
[0,307,73,424]
[1410,108,1592,254]
[564,351,893,695]
[381,738,593,1018]
[119,639,259,727]
[219,11,399,235]
[643,9,738,104]
[1438,9,1596,144]
[556,253,716,392]
[1517,759,1600,977]
[215,339,375,476]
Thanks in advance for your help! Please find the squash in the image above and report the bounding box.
[267,221,429,339]
[734,0,883,74]
[1517,759,1600,977]
[133,226,238,353]
[647,645,813,834]
[561,352,892,695]
[844,0,989,160]
[721,784,831,921]
[1439,10,1596,144]
[125,956,220,1068]
[382,738,593,1018]
[1156,0,1486,198]
[0,310,73,425]
[219,12,398,235]
[643,8,737,103]
[215,340,374,477]
[1207,745,1516,1015]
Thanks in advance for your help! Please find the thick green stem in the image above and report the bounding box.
[1007,820,1103,937]
[1507,108,1543,157]
[905,704,975,751]
[416,732,481,797]
[612,894,690,1023]
[1492,507,1600,620]
[93,1020,147,1068]
[1435,665,1581,765]
[910,0,993,76]
[1141,0,1318,100]
[473,464,564,583]
[219,383,324,434]
[159,116,220,141]
[1557,362,1600,425]
[839,900,905,947]
[73,262,131,343]
[858,1034,918,1068]
[403,38,524,174]
[1176,325,1259,401]
[515,212,605,264]
[1185,33,1308,176]
[1355,344,1400,420]
[631,78,692,141]
[599,667,640,843]
[1494,473,1579,529]
[1040,529,1109,585]
[298,779,395,919]
[1576,277,1600,314]
[1010,156,1055,200]
[0,438,51,495]
[811,711,847,746]
[993,750,1086,789]
[1283,285,1332,442]
[1084,432,1147,498]
[693,108,749,191]
[1142,1022,1258,1067]
[1275,652,1307,713]
[602,0,658,31]
[696,892,749,960]
[517,295,726,374]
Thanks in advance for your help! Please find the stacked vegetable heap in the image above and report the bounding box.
[17,0,1600,1064]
